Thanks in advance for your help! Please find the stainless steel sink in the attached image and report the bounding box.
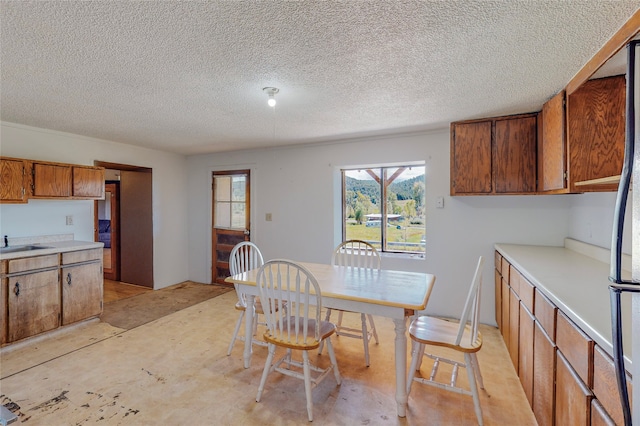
[0,245,53,254]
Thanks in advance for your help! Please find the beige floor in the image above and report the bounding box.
[0,291,536,425]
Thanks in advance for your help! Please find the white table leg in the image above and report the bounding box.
[393,316,408,417]
[243,294,255,369]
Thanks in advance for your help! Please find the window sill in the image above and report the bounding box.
[380,252,425,260]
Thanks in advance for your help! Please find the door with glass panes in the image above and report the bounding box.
[212,170,250,284]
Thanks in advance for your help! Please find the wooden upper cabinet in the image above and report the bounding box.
[451,113,537,195]
[2,157,105,202]
[0,158,28,203]
[73,166,104,198]
[450,120,492,194]
[567,75,625,192]
[494,116,537,193]
[32,162,72,197]
[539,90,567,192]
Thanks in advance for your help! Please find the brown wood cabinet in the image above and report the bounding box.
[5,254,60,342]
[0,260,6,344]
[566,75,626,193]
[519,304,535,406]
[0,156,105,202]
[533,321,556,426]
[538,90,567,192]
[450,113,538,195]
[450,120,492,194]
[60,249,103,325]
[496,251,631,425]
[0,158,28,203]
[556,351,593,426]
[32,162,72,197]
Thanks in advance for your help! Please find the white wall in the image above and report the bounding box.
[187,129,574,324]
[0,122,190,290]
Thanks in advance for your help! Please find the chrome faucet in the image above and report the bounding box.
[3,235,8,247]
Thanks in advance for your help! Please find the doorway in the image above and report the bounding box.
[96,182,120,281]
[94,162,154,289]
[212,170,251,285]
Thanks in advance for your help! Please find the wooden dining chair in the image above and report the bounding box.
[226,241,268,356]
[256,260,341,422]
[407,256,485,425]
[319,239,380,366]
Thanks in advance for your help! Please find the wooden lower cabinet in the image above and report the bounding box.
[7,268,60,342]
[495,269,502,330]
[519,304,534,406]
[509,288,520,370]
[0,261,6,344]
[593,344,632,425]
[533,321,556,426]
[61,261,102,325]
[556,350,592,425]
[591,399,616,426]
[501,277,510,350]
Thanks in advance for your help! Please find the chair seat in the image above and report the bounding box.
[409,316,482,353]
[264,317,336,350]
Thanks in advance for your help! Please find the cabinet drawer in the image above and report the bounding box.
[519,274,535,314]
[557,310,594,387]
[0,260,6,274]
[501,257,510,282]
[534,288,557,341]
[509,265,521,295]
[62,248,102,265]
[593,344,631,426]
[8,254,59,273]
[591,399,616,426]
[555,351,592,426]
[495,251,502,274]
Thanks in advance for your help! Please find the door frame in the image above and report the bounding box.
[211,169,251,285]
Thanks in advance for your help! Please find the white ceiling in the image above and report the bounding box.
[1,1,639,156]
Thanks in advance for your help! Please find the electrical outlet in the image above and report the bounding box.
[66,215,74,225]
[265,213,272,222]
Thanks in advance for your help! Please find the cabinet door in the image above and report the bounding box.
[7,269,60,342]
[450,121,492,194]
[555,351,592,426]
[61,261,102,325]
[494,269,502,329]
[593,344,632,426]
[533,321,556,426]
[519,304,534,406]
[494,116,537,193]
[32,163,72,197]
[567,75,625,192]
[539,91,566,192]
[501,277,510,349]
[0,158,28,203]
[509,288,520,370]
[73,166,104,198]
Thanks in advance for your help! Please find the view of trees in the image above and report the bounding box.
[344,168,425,253]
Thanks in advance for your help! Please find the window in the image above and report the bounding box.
[342,165,425,254]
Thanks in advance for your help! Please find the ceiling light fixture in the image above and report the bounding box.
[263,87,279,107]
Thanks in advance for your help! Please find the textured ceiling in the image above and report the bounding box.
[1,1,639,155]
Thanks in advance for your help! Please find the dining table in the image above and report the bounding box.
[225,261,436,417]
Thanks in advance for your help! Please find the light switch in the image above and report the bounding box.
[265,213,272,221]
[66,215,74,225]
[436,197,444,209]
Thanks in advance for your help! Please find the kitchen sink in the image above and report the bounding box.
[0,245,53,254]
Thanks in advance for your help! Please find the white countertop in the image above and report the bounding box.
[495,239,633,366]
[0,240,103,261]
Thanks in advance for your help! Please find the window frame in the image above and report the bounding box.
[341,164,425,255]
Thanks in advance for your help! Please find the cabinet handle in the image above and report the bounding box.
[66,272,72,286]
[14,282,19,296]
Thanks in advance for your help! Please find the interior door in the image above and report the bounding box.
[212,170,250,285]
